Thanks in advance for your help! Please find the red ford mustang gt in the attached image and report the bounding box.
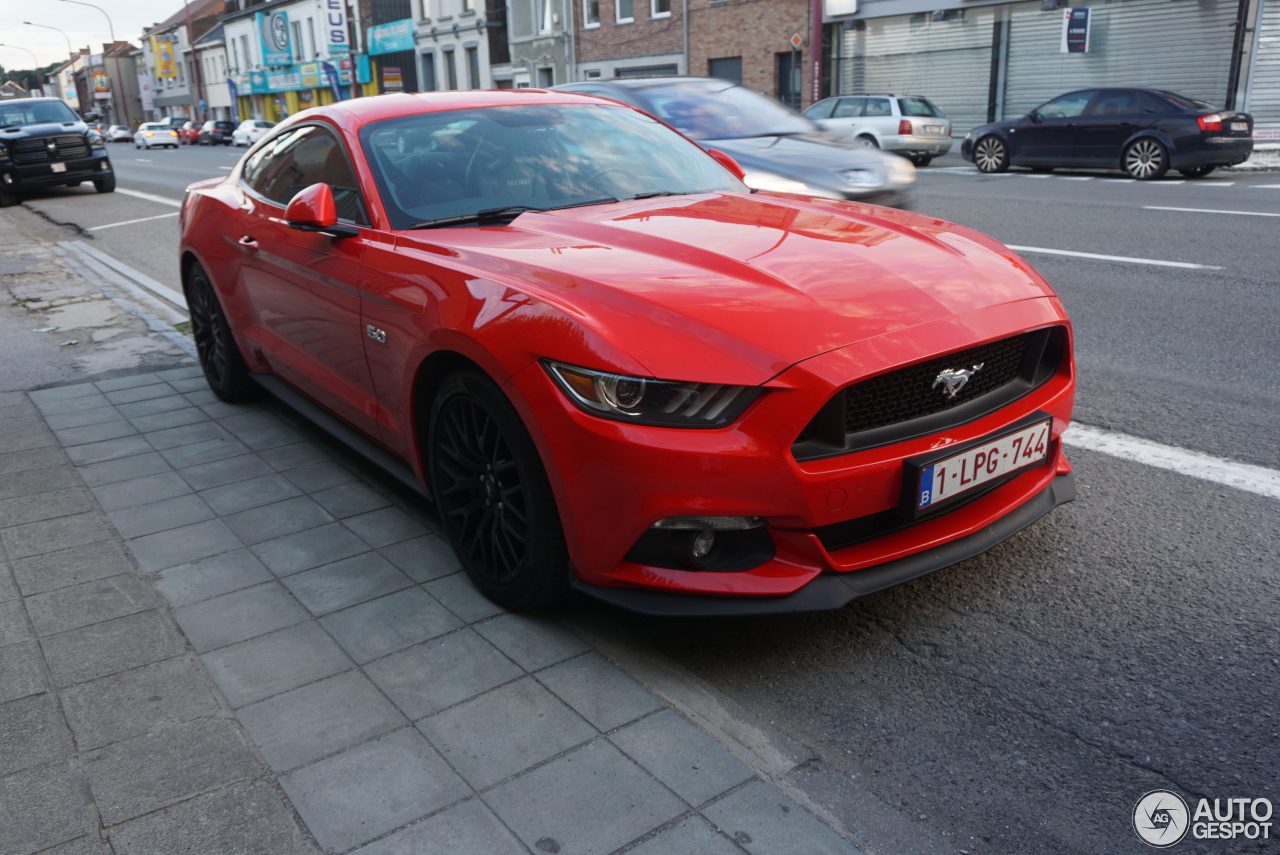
[179,90,1076,615]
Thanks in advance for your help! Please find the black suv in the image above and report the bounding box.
[0,97,115,207]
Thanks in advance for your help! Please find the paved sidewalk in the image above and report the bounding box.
[1,370,862,855]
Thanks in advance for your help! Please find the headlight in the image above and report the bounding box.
[741,171,841,199]
[841,168,885,190]
[965,130,977,141]
[87,131,103,146]
[884,157,916,186]
[0,143,8,162]
[543,360,762,428]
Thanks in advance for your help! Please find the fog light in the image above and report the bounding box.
[2,173,12,185]
[651,516,765,531]
[690,530,715,562]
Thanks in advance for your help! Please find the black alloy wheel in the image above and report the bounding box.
[185,262,253,401]
[1180,165,1217,179]
[1123,138,1169,180]
[974,135,1009,173]
[429,372,569,610]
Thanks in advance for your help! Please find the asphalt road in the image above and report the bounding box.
[14,141,1280,854]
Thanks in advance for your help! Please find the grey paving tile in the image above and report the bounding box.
[252,523,370,577]
[320,588,461,664]
[0,761,95,855]
[626,815,743,855]
[181,389,219,406]
[0,467,81,503]
[420,677,595,789]
[378,535,462,583]
[1,512,111,559]
[108,494,216,539]
[155,365,205,382]
[25,574,158,637]
[199,399,259,419]
[126,519,243,572]
[0,568,15,604]
[177,452,273,490]
[0,415,44,438]
[610,709,754,806]
[474,614,591,672]
[282,460,358,493]
[538,652,665,732]
[0,599,26,647]
[155,549,273,608]
[103,383,175,405]
[282,553,412,617]
[53,420,137,447]
[217,410,283,437]
[65,435,154,466]
[0,641,49,702]
[199,474,303,516]
[485,740,686,855]
[0,488,96,527]
[0,400,34,421]
[75,452,171,488]
[41,834,114,854]
[108,779,320,855]
[60,657,221,751]
[311,483,392,519]
[365,628,522,720]
[114,394,193,419]
[158,436,252,469]
[31,382,99,402]
[0,694,66,776]
[425,572,505,624]
[144,421,232,451]
[83,717,260,825]
[280,728,469,853]
[350,798,526,855]
[91,472,193,513]
[223,497,334,545]
[169,375,213,394]
[260,441,331,471]
[0,445,65,476]
[35,392,112,415]
[344,506,430,548]
[172,582,309,652]
[12,540,134,596]
[237,424,306,451]
[201,622,351,708]
[701,780,859,855]
[95,373,162,392]
[0,428,56,454]
[238,671,406,771]
[40,609,186,688]
[43,406,122,430]
[127,406,210,433]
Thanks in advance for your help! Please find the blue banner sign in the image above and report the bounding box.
[367,19,415,55]
[258,11,294,66]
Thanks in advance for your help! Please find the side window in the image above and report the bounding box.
[1139,92,1170,113]
[245,126,367,223]
[1087,90,1139,116]
[803,99,836,120]
[833,98,864,119]
[863,97,892,117]
[1037,91,1094,119]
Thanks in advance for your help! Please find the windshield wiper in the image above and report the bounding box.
[631,190,686,199]
[407,196,618,230]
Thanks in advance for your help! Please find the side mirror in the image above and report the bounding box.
[708,148,746,181]
[1026,110,1041,123]
[285,183,359,238]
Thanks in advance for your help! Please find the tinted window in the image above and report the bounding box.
[244,125,367,222]
[1139,93,1172,113]
[863,98,892,117]
[0,100,79,127]
[1157,91,1218,112]
[215,122,235,130]
[630,80,814,139]
[1035,91,1094,119]
[254,121,275,128]
[1087,90,1139,116]
[832,98,864,119]
[802,99,836,120]
[898,97,943,117]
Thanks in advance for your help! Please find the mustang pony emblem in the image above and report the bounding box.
[932,363,985,399]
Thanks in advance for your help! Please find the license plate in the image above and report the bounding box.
[1231,121,1248,132]
[50,163,66,173]
[909,417,1052,512]
[924,124,945,135]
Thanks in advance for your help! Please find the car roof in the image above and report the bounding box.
[289,89,619,133]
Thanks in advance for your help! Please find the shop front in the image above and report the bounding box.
[229,57,371,122]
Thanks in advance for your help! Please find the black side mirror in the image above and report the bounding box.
[1027,110,1041,123]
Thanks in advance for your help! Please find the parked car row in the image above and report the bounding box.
[108,119,278,149]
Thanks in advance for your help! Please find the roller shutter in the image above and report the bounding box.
[1246,0,1280,140]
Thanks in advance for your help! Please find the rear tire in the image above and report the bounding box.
[93,173,116,193]
[908,154,932,167]
[974,135,1009,173]
[428,371,570,610]
[1179,165,1216,178]
[185,261,254,402]
[1123,138,1169,180]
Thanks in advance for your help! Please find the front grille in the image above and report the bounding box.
[12,135,90,165]
[845,334,1029,434]
[793,326,1064,461]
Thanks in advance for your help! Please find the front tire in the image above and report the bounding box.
[974,135,1009,173]
[0,187,16,208]
[93,173,116,193]
[1180,165,1216,179]
[428,371,570,610]
[908,154,932,167]
[857,135,878,149]
[1123,138,1169,180]
[186,262,253,402]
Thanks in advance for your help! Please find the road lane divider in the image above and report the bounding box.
[1143,205,1280,218]
[1063,424,1280,501]
[115,187,184,207]
[90,212,180,231]
[1005,245,1222,270]
[59,240,188,313]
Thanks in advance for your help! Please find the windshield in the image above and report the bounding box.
[0,100,79,128]
[629,81,816,140]
[898,97,944,118]
[360,103,746,230]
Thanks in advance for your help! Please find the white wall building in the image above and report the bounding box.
[414,0,495,91]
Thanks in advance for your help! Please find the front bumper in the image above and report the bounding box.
[2,153,112,191]
[508,297,1075,609]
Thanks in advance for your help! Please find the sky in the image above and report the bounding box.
[0,0,188,69]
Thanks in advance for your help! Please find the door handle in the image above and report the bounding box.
[238,236,259,251]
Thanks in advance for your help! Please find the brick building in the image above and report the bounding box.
[687,0,816,108]
[573,0,687,79]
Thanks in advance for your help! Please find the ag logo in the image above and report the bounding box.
[1133,790,1189,847]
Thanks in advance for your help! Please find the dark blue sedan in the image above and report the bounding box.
[961,88,1253,179]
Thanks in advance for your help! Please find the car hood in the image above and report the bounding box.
[0,121,88,141]
[707,133,905,195]
[394,193,1057,386]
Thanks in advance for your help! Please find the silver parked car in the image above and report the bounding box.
[804,94,953,166]
[105,124,132,142]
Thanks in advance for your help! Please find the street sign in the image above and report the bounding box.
[790,33,803,50]
[198,98,207,111]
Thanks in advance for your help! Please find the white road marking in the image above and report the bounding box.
[1063,424,1280,501]
[1143,205,1280,218]
[218,166,233,170]
[1196,181,1234,186]
[1005,245,1222,270]
[930,166,978,171]
[1150,180,1185,185]
[135,158,151,162]
[1101,178,1136,183]
[115,187,183,207]
[1250,184,1280,189]
[60,240,188,311]
[1025,174,1052,179]
[90,212,180,231]
[1055,176,1093,181]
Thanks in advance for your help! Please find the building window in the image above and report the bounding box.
[444,50,458,89]
[583,0,599,26]
[651,0,669,17]
[306,18,317,57]
[616,0,633,22]
[465,47,480,88]
[538,67,554,87]
[462,0,474,12]
[708,56,741,83]
[420,53,438,90]
[292,20,304,62]
[230,39,239,72]
[241,35,251,69]
[585,68,601,78]
[539,0,555,32]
